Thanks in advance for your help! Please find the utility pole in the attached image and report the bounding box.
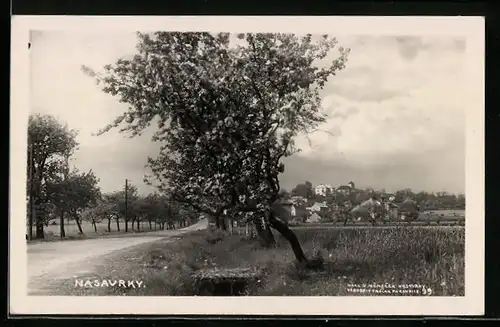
[125,178,128,232]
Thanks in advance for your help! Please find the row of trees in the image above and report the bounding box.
[288,181,465,210]
[82,32,350,267]
[82,187,197,235]
[27,114,196,240]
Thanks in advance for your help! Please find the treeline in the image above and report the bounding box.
[26,114,197,240]
[287,181,465,210]
[83,183,198,235]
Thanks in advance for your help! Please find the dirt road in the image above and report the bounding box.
[27,220,207,295]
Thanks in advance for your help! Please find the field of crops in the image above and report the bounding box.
[291,220,465,229]
[83,224,464,296]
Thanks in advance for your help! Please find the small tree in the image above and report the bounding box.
[81,204,104,233]
[96,196,118,233]
[105,191,124,232]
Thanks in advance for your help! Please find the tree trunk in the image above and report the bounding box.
[268,213,308,264]
[75,217,84,235]
[136,220,140,231]
[35,217,44,239]
[125,219,128,232]
[92,219,98,233]
[107,217,111,232]
[343,212,349,226]
[254,216,276,247]
[116,217,120,232]
[27,189,34,241]
[218,216,227,231]
[60,211,66,238]
[28,213,33,241]
[34,201,44,239]
[149,220,152,230]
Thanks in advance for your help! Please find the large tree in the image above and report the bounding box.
[83,32,349,266]
[27,114,78,239]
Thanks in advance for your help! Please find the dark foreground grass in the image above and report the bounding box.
[63,227,464,296]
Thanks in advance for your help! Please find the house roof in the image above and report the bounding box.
[306,202,327,209]
[308,212,321,220]
[353,198,383,211]
[294,206,307,215]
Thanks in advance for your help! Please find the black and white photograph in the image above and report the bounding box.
[10,16,484,316]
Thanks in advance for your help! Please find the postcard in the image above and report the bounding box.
[9,15,484,316]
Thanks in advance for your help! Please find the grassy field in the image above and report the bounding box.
[422,209,465,217]
[290,220,464,229]
[64,226,464,296]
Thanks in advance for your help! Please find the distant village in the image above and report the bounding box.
[203,180,465,229]
[275,181,465,224]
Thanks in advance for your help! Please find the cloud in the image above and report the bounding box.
[290,35,466,192]
[30,32,466,194]
[395,36,424,61]
[30,31,159,194]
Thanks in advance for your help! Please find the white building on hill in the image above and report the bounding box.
[315,184,333,196]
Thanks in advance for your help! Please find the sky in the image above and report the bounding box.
[30,31,467,195]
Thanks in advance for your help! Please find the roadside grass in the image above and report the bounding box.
[60,226,464,296]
